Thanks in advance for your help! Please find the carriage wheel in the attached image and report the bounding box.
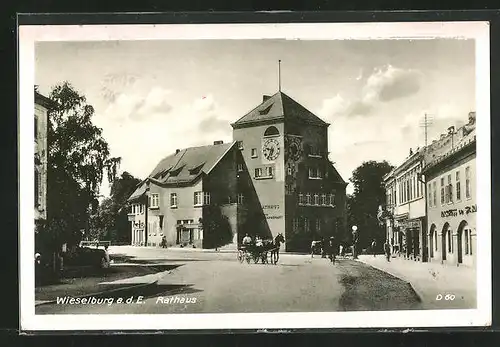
[253,253,260,264]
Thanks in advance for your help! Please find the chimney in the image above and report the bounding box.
[213,140,223,145]
[263,95,271,102]
[175,149,180,154]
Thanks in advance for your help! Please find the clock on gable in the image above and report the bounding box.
[262,138,280,161]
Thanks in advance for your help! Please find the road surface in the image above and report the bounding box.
[35,248,422,314]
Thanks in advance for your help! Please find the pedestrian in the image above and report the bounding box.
[384,241,391,262]
[371,239,377,257]
[328,236,337,264]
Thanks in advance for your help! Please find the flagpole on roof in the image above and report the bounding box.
[278,60,281,92]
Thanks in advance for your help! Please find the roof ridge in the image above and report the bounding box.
[231,91,282,125]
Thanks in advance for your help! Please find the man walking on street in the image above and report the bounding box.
[371,239,377,257]
[384,241,391,262]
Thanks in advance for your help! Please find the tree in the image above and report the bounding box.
[41,82,121,257]
[89,172,141,244]
[347,160,393,251]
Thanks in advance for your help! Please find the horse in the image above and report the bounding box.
[270,233,285,264]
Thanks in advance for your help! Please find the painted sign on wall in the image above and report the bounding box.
[440,204,477,218]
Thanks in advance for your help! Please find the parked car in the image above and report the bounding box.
[63,242,110,270]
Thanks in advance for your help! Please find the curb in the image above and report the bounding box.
[35,272,166,307]
[355,258,424,304]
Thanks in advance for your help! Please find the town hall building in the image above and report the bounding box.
[127,90,347,252]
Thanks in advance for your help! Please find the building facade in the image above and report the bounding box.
[382,111,477,264]
[383,150,426,261]
[34,91,52,223]
[127,142,241,248]
[232,92,347,252]
[422,120,476,267]
[128,91,347,252]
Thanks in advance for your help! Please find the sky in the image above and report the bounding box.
[35,39,476,196]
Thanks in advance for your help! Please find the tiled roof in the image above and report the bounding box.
[127,142,235,201]
[35,91,57,109]
[423,134,476,173]
[231,91,328,128]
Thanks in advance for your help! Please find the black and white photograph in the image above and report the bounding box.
[19,21,491,331]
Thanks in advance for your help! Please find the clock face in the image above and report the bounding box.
[262,138,280,161]
[287,137,303,161]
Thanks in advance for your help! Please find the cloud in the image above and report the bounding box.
[198,115,230,133]
[319,65,423,119]
[363,65,422,103]
[96,91,233,179]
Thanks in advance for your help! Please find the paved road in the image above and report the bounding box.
[36,249,422,314]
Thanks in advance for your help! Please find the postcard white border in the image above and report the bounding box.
[19,21,491,331]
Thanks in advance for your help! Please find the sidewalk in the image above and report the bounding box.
[35,264,168,306]
[357,255,476,309]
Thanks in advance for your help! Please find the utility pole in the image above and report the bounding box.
[419,113,434,150]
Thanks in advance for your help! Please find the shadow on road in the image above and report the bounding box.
[110,254,209,264]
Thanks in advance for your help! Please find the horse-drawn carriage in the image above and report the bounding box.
[237,233,284,265]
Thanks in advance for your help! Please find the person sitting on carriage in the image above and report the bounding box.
[241,234,252,250]
[255,236,264,248]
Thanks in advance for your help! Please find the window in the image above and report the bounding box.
[409,175,413,200]
[237,141,243,150]
[251,148,257,158]
[433,181,437,206]
[440,177,445,205]
[203,192,211,205]
[316,219,321,232]
[416,173,420,197]
[321,194,327,206]
[266,167,273,177]
[255,168,263,178]
[456,171,461,201]
[306,193,312,205]
[34,169,42,208]
[298,193,304,205]
[287,167,292,175]
[447,174,453,203]
[140,204,145,214]
[313,194,320,206]
[464,228,470,255]
[447,229,453,253]
[308,167,322,179]
[304,217,310,232]
[285,184,293,195]
[264,126,279,137]
[428,183,432,207]
[308,145,322,157]
[170,193,177,208]
[237,193,244,204]
[465,166,471,198]
[34,115,38,140]
[150,193,159,208]
[237,164,244,172]
[194,192,203,206]
[328,193,335,206]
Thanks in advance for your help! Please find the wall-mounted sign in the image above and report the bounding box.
[441,204,477,218]
[263,205,280,210]
[265,215,283,220]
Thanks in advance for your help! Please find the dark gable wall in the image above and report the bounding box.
[203,146,239,247]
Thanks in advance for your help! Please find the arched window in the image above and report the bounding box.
[447,228,453,253]
[264,126,279,137]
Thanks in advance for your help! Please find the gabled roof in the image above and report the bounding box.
[231,91,329,128]
[127,141,236,201]
[35,91,57,109]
